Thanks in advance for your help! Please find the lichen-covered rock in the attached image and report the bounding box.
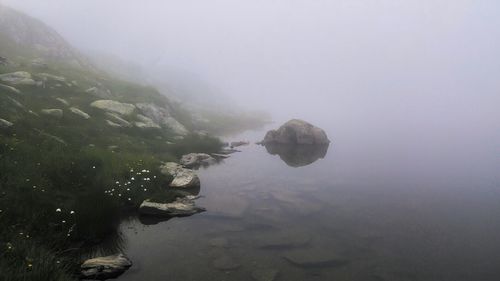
[90,100,135,115]
[135,103,188,135]
[40,109,63,118]
[0,71,36,86]
[139,196,205,217]
[160,162,200,188]
[0,118,13,129]
[69,107,90,119]
[106,112,131,127]
[0,83,21,94]
[261,119,330,145]
[180,153,216,168]
[134,114,160,128]
[81,254,132,280]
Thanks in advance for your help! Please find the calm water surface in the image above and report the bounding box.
[118,124,500,281]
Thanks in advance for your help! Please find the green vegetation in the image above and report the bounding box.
[0,58,222,279]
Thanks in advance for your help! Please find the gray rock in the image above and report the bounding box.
[160,162,200,188]
[55,98,69,106]
[106,112,131,127]
[69,107,90,119]
[134,114,160,128]
[212,255,241,271]
[139,196,205,217]
[180,153,216,168]
[90,100,135,115]
[283,248,348,268]
[36,73,66,82]
[0,71,36,86]
[0,83,21,94]
[261,119,330,145]
[251,269,279,281]
[106,120,122,128]
[85,87,113,98]
[135,103,188,135]
[81,254,132,279]
[40,109,63,118]
[0,118,13,129]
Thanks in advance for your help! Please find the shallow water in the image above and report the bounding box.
[118,125,500,281]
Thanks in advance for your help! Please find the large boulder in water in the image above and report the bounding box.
[80,254,132,279]
[261,119,330,145]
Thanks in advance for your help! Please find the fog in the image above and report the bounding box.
[2,0,499,140]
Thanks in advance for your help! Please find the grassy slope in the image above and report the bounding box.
[0,58,221,280]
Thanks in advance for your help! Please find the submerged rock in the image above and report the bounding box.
[261,119,330,145]
[212,255,241,271]
[90,100,136,115]
[251,268,279,281]
[160,162,200,188]
[0,71,36,86]
[81,254,132,280]
[283,248,348,268]
[180,153,216,168]
[69,107,90,119]
[40,109,63,118]
[139,195,205,217]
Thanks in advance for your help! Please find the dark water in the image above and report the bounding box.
[118,124,500,281]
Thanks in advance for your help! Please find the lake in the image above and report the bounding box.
[117,123,500,281]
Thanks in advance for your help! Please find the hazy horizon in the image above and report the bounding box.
[2,0,499,138]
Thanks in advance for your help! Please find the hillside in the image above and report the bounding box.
[0,4,222,280]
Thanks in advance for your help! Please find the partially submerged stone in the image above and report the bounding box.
[81,254,132,280]
[180,153,216,168]
[69,107,90,119]
[139,196,205,217]
[90,100,136,115]
[261,119,330,145]
[40,109,63,118]
[160,162,200,188]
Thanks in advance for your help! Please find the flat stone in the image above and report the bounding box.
[212,255,241,271]
[90,100,136,115]
[139,196,205,217]
[81,254,132,280]
[40,109,63,118]
[69,107,90,119]
[160,162,200,188]
[251,269,279,281]
[283,248,349,268]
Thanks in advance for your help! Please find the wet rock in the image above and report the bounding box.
[180,153,216,168]
[139,196,205,217]
[90,100,136,115]
[0,118,13,129]
[251,269,279,281]
[40,109,63,118]
[134,114,160,129]
[0,71,36,86]
[261,119,330,145]
[0,83,21,94]
[160,162,200,188]
[212,255,241,270]
[69,107,90,119]
[80,254,132,279]
[283,248,349,268]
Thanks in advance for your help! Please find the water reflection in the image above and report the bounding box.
[263,143,329,167]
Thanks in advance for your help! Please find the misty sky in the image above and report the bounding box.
[1,0,499,141]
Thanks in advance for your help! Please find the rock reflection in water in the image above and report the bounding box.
[264,143,329,167]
